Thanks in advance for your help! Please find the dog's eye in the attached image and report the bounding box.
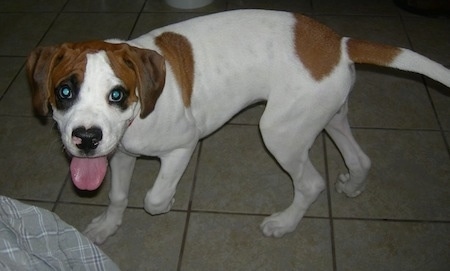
[58,85,73,99]
[109,87,125,103]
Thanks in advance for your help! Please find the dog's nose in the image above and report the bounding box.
[72,127,103,151]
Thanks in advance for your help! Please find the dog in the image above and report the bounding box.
[26,10,450,244]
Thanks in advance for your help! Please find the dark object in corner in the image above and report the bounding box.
[394,0,450,17]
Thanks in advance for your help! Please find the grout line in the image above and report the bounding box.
[398,8,416,51]
[34,0,70,47]
[52,172,71,212]
[176,141,203,271]
[323,133,338,271]
[422,79,450,158]
[398,10,450,156]
[183,209,330,219]
[348,126,446,132]
[0,0,71,107]
[54,201,110,208]
[0,64,24,101]
[126,0,148,40]
[310,0,315,14]
[313,13,400,18]
[332,216,450,224]
[19,198,450,225]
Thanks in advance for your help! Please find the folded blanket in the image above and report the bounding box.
[0,196,119,271]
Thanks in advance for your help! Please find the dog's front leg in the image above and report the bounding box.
[84,150,136,244]
[144,146,195,215]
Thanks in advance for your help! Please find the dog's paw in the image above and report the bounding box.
[335,173,363,198]
[260,212,297,238]
[83,212,121,244]
[144,196,175,215]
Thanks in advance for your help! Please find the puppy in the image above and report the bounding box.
[26,10,450,244]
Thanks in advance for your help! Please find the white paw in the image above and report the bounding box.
[144,196,175,215]
[260,212,297,238]
[83,211,121,244]
[335,173,363,198]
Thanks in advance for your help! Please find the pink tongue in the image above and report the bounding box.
[70,156,108,190]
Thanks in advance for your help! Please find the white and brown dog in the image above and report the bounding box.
[27,10,450,244]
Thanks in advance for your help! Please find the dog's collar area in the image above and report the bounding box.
[117,143,140,157]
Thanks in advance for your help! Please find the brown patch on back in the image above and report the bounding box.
[294,14,342,81]
[347,38,401,66]
[155,32,194,107]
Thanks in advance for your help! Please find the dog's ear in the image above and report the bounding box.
[124,47,166,118]
[26,45,61,116]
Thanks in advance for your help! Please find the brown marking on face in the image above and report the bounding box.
[155,32,194,107]
[27,41,165,117]
[293,14,342,81]
[106,48,139,108]
[347,38,401,66]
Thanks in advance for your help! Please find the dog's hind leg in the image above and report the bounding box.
[260,157,325,237]
[325,101,371,197]
[259,110,326,237]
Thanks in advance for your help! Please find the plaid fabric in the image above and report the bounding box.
[0,196,120,271]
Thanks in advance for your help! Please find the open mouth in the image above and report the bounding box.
[70,156,108,190]
[67,126,114,191]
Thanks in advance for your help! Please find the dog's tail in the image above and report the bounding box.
[345,37,450,88]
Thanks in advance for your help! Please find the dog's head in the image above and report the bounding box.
[26,41,166,190]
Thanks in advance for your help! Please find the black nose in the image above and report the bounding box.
[72,127,103,152]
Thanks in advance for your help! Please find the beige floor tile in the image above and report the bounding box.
[0,116,68,201]
[40,13,138,46]
[55,204,186,271]
[403,17,450,65]
[228,0,312,13]
[314,0,399,15]
[229,103,265,125]
[428,78,450,130]
[0,57,24,97]
[327,130,450,220]
[0,13,57,56]
[334,219,450,270]
[64,0,146,12]
[131,12,207,38]
[0,68,36,116]
[181,213,333,271]
[348,68,438,129]
[0,0,65,12]
[193,125,329,217]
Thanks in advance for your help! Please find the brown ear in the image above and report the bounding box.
[125,47,166,118]
[26,45,61,116]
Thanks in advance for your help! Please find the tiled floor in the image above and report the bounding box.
[0,0,449,270]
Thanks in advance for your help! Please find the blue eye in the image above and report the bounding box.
[58,85,72,99]
[109,87,125,102]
